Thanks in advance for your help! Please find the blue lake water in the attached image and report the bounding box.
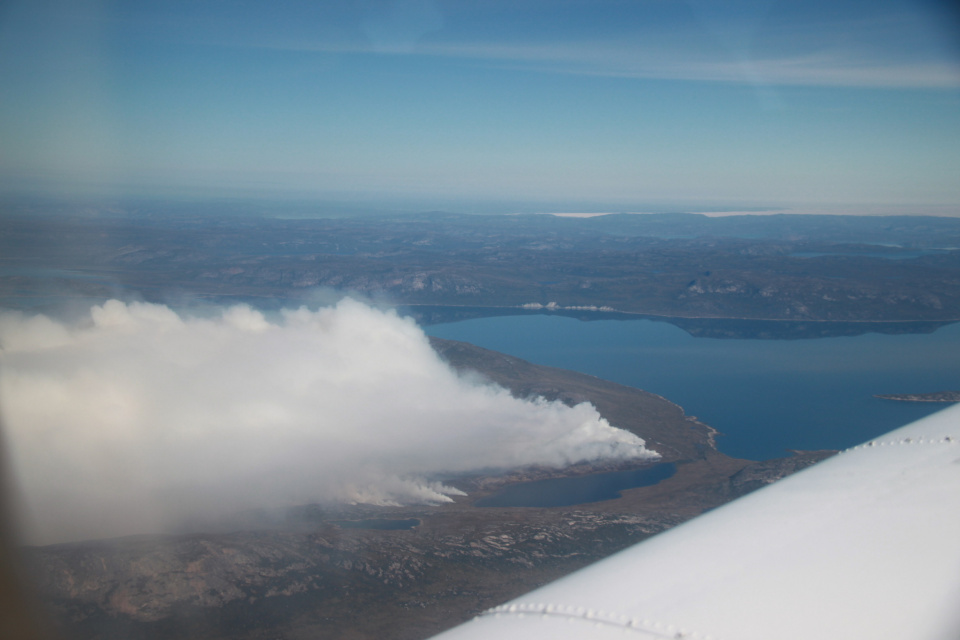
[426,315,960,461]
[475,463,677,508]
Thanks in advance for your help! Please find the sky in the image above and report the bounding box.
[0,0,959,213]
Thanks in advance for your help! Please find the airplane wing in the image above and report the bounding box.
[429,403,960,640]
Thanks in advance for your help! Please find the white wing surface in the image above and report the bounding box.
[430,404,960,640]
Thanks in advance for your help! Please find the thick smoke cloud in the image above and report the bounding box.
[0,299,656,545]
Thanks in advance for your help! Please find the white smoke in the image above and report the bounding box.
[0,298,657,545]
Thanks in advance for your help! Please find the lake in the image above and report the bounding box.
[425,314,960,461]
[475,463,677,508]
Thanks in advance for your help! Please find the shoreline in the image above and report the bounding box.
[399,302,960,326]
[875,391,960,403]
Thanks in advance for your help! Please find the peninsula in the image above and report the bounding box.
[19,339,835,640]
[875,391,960,403]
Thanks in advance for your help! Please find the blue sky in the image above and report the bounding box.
[1,0,958,213]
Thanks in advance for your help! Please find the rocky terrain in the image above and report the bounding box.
[16,339,835,640]
[3,205,915,637]
[725,450,836,499]
[3,209,960,334]
[23,509,683,640]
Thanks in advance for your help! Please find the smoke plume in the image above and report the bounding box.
[0,299,656,544]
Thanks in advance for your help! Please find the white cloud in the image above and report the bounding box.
[0,299,656,545]
[409,40,960,89]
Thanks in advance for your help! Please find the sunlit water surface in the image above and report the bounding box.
[475,463,677,508]
[426,315,960,461]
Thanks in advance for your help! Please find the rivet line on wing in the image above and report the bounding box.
[844,435,958,452]
[478,602,721,639]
